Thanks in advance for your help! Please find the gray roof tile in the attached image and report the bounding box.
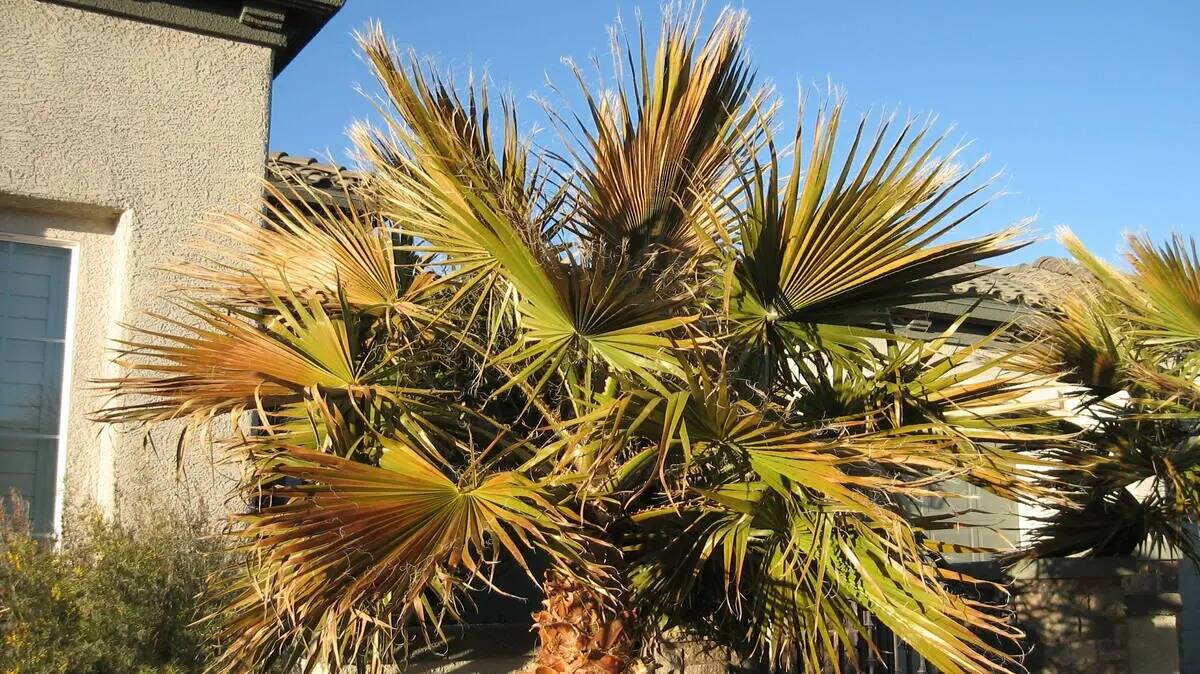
[947,257,1088,308]
[268,151,364,188]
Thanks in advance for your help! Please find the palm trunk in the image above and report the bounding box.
[525,570,637,674]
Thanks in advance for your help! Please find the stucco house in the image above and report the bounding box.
[0,0,344,535]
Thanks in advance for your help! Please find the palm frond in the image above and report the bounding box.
[214,439,598,673]
[179,179,427,314]
[727,102,1028,375]
[628,484,1021,674]
[1123,233,1200,348]
[563,6,763,254]
[95,289,365,427]
[1062,229,1200,351]
[1014,292,1126,395]
[357,23,546,227]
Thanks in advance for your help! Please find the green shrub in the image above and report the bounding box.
[0,494,226,674]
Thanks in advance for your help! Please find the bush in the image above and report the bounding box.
[0,494,226,674]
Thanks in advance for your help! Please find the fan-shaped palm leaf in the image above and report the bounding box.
[1015,292,1126,395]
[214,438,598,673]
[95,289,364,427]
[726,102,1028,378]
[1061,229,1200,350]
[179,179,429,314]
[562,6,763,254]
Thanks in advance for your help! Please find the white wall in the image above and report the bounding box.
[0,0,274,526]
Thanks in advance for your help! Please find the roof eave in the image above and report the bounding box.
[40,0,344,77]
[270,0,344,76]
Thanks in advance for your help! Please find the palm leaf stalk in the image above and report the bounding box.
[97,7,1076,673]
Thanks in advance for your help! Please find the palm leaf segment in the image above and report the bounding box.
[727,101,1027,380]
[179,179,422,312]
[566,7,761,255]
[1063,229,1200,352]
[96,290,360,426]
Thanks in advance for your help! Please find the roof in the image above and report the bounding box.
[947,257,1087,310]
[264,152,1083,313]
[268,152,364,189]
[269,0,345,75]
[267,152,364,207]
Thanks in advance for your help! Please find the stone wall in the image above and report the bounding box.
[991,558,1184,674]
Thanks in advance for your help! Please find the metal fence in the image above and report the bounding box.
[836,609,934,674]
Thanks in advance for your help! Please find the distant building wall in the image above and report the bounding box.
[0,0,273,529]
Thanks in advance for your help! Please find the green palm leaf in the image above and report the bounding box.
[727,101,1028,377]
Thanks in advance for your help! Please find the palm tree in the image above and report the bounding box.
[97,8,1072,673]
[1011,230,1200,563]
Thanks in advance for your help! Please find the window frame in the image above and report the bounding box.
[0,231,79,539]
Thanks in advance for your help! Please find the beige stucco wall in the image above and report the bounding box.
[0,0,273,527]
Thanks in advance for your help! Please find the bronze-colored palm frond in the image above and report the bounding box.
[95,290,363,427]
[562,6,763,255]
[1017,425,1200,564]
[357,23,546,227]
[353,22,566,331]
[214,439,600,673]
[490,257,700,394]
[356,40,705,394]
[628,484,1021,674]
[180,179,433,314]
[571,353,1060,671]
[1122,233,1200,349]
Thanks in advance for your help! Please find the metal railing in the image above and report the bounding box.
[836,609,934,674]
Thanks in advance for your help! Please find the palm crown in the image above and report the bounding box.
[94,8,1143,674]
[1013,230,1200,564]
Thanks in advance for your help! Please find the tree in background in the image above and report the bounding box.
[1013,231,1200,563]
[96,7,1100,674]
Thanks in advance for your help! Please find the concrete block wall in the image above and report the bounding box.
[1002,558,1183,674]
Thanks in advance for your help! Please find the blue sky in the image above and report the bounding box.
[270,1,1198,263]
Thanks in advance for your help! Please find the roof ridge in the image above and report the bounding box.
[267,151,365,190]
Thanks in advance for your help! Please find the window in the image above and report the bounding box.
[0,238,71,534]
